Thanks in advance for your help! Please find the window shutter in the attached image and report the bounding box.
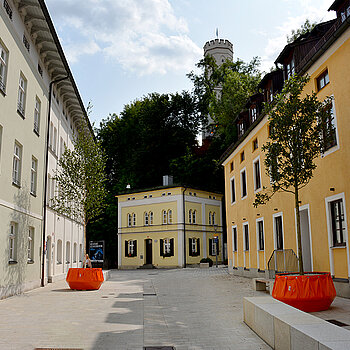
[170,238,174,256]
[125,240,128,257]
[189,238,192,256]
[209,239,213,256]
[196,238,200,256]
[133,240,137,257]
[160,239,164,256]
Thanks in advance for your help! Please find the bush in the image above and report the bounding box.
[200,257,213,267]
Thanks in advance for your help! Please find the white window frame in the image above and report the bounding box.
[73,242,77,263]
[128,240,134,255]
[132,213,136,227]
[0,41,8,93]
[211,238,217,256]
[209,212,212,225]
[321,96,339,158]
[212,212,216,225]
[30,156,38,196]
[240,167,247,199]
[231,225,238,268]
[57,239,62,264]
[167,209,173,224]
[34,97,40,134]
[17,73,27,116]
[9,222,17,262]
[66,241,71,264]
[191,238,198,255]
[253,156,262,193]
[230,176,236,204]
[243,222,249,251]
[273,212,284,250]
[12,142,22,186]
[164,238,171,255]
[162,210,167,224]
[144,212,149,226]
[127,213,132,227]
[189,209,192,224]
[28,226,34,261]
[149,211,153,225]
[256,218,264,251]
[192,210,197,224]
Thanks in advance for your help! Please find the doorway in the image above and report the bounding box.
[145,239,152,264]
[299,207,312,272]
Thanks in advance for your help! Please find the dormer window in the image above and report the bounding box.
[286,59,295,79]
[250,106,257,123]
[238,121,244,136]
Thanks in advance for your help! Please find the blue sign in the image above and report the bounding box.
[89,240,104,263]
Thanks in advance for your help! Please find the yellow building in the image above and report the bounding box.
[222,0,350,297]
[117,181,223,268]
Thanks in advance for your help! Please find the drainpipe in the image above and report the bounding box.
[182,186,187,268]
[41,75,69,287]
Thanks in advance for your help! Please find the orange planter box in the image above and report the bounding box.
[66,268,104,290]
[272,272,336,312]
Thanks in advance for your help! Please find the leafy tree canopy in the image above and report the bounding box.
[287,19,317,44]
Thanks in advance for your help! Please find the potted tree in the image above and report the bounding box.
[254,75,336,312]
[53,116,107,290]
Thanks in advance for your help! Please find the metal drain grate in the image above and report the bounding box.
[143,293,157,296]
[326,319,350,327]
[144,347,175,350]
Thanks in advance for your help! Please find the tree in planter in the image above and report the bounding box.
[253,74,334,275]
[52,124,107,259]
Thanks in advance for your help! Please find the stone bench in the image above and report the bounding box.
[252,278,274,294]
[244,296,350,349]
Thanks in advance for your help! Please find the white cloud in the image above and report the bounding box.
[260,0,335,72]
[46,0,201,75]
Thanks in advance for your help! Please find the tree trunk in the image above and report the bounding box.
[295,184,304,275]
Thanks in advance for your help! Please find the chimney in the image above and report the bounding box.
[163,175,173,186]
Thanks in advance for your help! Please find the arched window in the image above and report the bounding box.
[73,242,77,263]
[162,210,167,224]
[168,210,173,224]
[192,210,197,224]
[79,243,83,262]
[209,212,212,225]
[149,212,153,225]
[212,212,216,225]
[66,241,70,264]
[144,212,149,226]
[57,239,62,264]
[132,213,136,226]
[189,209,192,224]
[127,213,132,227]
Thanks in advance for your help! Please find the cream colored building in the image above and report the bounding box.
[0,0,91,298]
[117,184,223,268]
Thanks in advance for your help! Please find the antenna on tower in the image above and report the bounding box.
[216,28,219,39]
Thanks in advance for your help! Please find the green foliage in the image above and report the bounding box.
[287,19,317,44]
[52,127,107,226]
[188,55,261,147]
[200,257,213,267]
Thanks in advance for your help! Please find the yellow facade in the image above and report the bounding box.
[117,186,223,268]
[223,20,350,296]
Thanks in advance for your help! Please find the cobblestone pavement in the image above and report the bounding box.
[0,267,271,350]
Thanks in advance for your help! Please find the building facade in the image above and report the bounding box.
[117,186,223,268]
[0,0,91,298]
[222,0,350,297]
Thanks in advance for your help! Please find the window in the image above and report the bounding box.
[30,157,38,196]
[189,209,192,224]
[127,213,132,227]
[240,151,245,162]
[209,212,212,225]
[34,98,41,135]
[9,222,17,262]
[28,227,34,262]
[317,70,329,91]
[17,74,27,117]
[73,243,77,263]
[322,100,337,152]
[212,212,216,225]
[189,238,200,256]
[253,138,258,151]
[230,161,234,172]
[125,240,137,257]
[238,121,244,136]
[243,224,249,251]
[162,210,167,224]
[49,123,57,153]
[257,220,264,251]
[3,0,13,20]
[149,212,153,225]
[168,210,173,224]
[209,238,218,256]
[144,212,149,226]
[66,241,71,264]
[0,125,2,166]
[160,238,174,257]
[330,199,346,246]
[253,158,261,191]
[250,106,257,123]
[12,142,22,186]
[286,59,295,79]
[132,213,136,227]
[241,169,247,198]
[230,177,236,204]
[79,244,83,262]
[232,227,237,252]
[57,239,62,264]
[274,215,284,250]
[192,210,197,224]
[0,41,8,93]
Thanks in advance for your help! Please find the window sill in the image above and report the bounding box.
[17,109,25,119]
[12,182,21,189]
[27,259,34,264]
[9,260,18,265]
[33,129,40,137]
[332,277,349,283]
[0,86,6,96]
[57,262,62,265]
[241,195,247,201]
[331,244,346,249]
[30,192,37,198]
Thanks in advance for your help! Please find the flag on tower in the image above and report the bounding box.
[216,28,219,38]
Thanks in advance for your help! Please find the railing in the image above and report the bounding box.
[23,34,30,52]
[296,13,349,73]
[3,0,12,20]
[267,249,299,279]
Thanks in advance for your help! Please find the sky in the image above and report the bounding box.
[44,0,336,127]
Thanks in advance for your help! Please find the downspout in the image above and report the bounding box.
[182,186,187,268]
[41,75,69,287]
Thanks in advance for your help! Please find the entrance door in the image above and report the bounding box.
[145,239,152,264]
[46,236,52,281]
[300,208,312,272]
